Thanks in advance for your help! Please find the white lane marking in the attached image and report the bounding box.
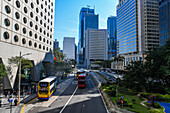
[59,86,78,113]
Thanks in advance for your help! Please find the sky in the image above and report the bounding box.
[54,0,119,50]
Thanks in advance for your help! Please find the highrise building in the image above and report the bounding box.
[85,29,108,68]
[53,39,60,50]
[0,0,55,90]
[116,0,159,67]
[63,37,75,60]
[107,16,117,59]
[78,7,98,68]
[159,0,170,46]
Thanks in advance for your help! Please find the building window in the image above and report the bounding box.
[15,12,20,19]
[36,8,39,13]
[46,47,48,51]
[24,0,28,3]
[48,12,50,16]
[39,44,41,49]
[22,38,26,44]
[40,28,42,33]
[4,18,10,26]
[43,46,45,50]
[5,5,11,14]
[50,28,52,32]
[48,19,50,23]
[41,4,43,9]
[51,9,53,13]
[39,36,42,41]
[40,20,42,25]
[16,0,20,8]
[30,12,33,18]
[45,1,47,5]
[29,41,32,46]
[35,33,38,39]
[36,16,38,22]
[23,27,26,34]
[35,25,38,30]
[48,5,50,9]
[30,21,33,27]
[47,40,49,44]
[31,3,34,9]
[34,43,37,48]
[50,41,51,45]
[45,8,47,13]
[50,35,52,38]
[40,12,43,17]
[14,24,19,31]
[36,0,39,4]
[51,15,53,19]
[24,7,27,13]
[51,2,53,6]
[43,38,45,42]
[14,35,19,42]
[47,33,49,37]
[44,30,46,35]
[4,32,9,39]
[44,23,46,27]
[23,17,27,23]
[29,31,32,36]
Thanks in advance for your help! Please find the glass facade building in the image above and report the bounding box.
[78,8,98,67]
[117,0,137,55]
[159,0,170,46]
[116,0,159,68]
[107,16,117,59]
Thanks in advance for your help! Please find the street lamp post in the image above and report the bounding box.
[18,52,31,105]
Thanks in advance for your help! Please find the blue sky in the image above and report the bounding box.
[54,0,118,49]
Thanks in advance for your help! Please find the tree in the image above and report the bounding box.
[8,56,33,78]
[0,64,8,78]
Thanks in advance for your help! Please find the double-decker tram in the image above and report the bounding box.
[78,73,86,88]
[38,76,57,100]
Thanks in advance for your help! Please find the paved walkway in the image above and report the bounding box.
[0,93,36,113]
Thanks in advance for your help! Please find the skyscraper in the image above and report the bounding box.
[107,16,117,59]
[85,29,108,68]
[0,0,55,90]
[116,0,159,67]
[78,7,98,68]
[63,37,75,60]
[53,39,60,50]
[159,0,170,46]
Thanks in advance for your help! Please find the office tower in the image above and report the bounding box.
[78,7,99,68]
[0,0,55,90]
[75,44,77,61]
[53,39,60,50]
[116,0,159,67]
[107,16,117,59]
[63,37,75,60]
[85,29,108,68]
[159,0,170,46]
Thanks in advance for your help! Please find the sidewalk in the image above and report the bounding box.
[0,93,36,113]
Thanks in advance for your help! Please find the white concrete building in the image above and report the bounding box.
[0,0,55,90]
[63,37,75,60]
[85,29,108,68]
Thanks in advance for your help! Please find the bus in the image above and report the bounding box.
[76,70,85,79]
[38,76,57,100]
[78,74,86,88]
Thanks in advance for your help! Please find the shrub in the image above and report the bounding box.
[128,103,133,108]
[154,102,161,108]
[149,109,161,113]
[131,99,136,103]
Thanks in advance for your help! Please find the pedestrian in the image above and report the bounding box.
[0,99,2,107]
[14,99,18,106]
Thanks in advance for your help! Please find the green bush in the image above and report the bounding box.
[154,102,161,108]
[128,103,133,108]
[131,99,136,103]
[149,109,161,113]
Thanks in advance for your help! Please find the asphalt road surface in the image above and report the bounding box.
[28,75,108,113]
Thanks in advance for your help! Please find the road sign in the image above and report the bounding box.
[121,100,123,104]
[121,96,124,100]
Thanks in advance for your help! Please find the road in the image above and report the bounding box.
[28,75,108,113]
